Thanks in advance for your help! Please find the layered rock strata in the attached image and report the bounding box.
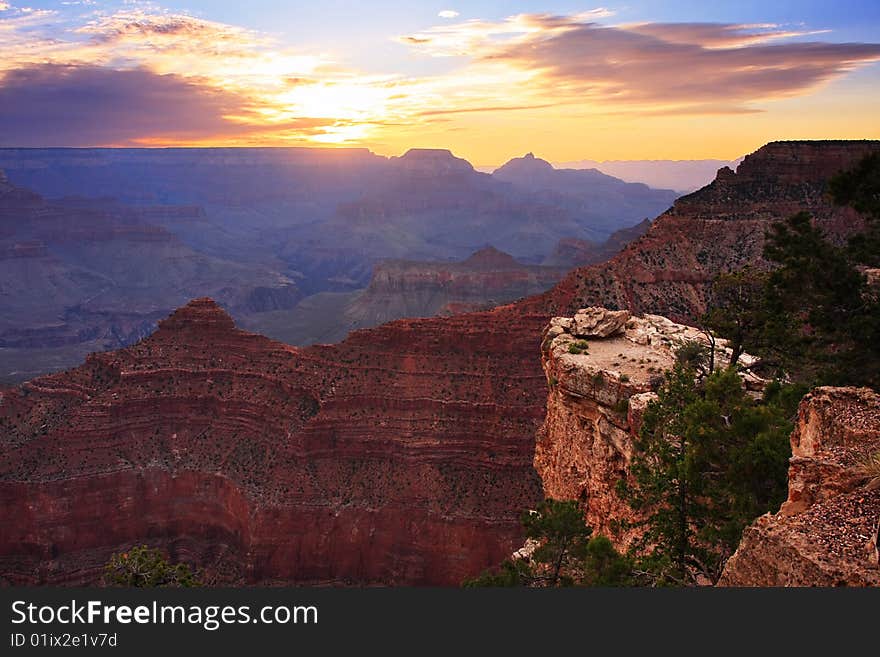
[2,141,878,585]
[536,307,752,546]
[0,299,543,585]
[719,387,880,586]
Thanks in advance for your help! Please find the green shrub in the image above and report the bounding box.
[104,545,201,588]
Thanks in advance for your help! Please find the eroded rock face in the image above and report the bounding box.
[535,309,746,547]
[719,387,880,586]
[571,307,631,338]
[0,299,543,585]
[538,140,880,323]
[2,140,877,586]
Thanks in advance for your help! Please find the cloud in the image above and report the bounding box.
[0,7,377,143]
[0,6,878,149]
[438,10,459,19]
[622,22,831,48]
[0,2,10,11]
[399,14,880,113]
[0,64,331,146]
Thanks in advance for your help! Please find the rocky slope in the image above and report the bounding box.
[542,219,653,268]
[538,140,879,322]
[1,140,877,585]
[0,174,300,383]
[719,387,880,586]
[0,299,544,585]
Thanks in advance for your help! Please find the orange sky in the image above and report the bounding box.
[1,3,879,163]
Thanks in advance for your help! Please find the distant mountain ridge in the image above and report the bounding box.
[557,157,745,193]
[0,147,678,382]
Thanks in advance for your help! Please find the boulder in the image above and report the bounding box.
[571,307,630,338]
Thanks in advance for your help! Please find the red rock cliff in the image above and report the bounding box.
[719,387,880,586]
[535,308,756,547]
[0,298,544,585]
[1,140,878,585]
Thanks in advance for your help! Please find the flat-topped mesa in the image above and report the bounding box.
[156,297,236,333]
[392,148,475,175]
[670,140,880,226]
[719,387,880,586]
[536,307,760,547]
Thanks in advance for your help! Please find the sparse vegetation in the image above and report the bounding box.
[463,499,632,587]
[856,450,880,491]
[617,363,799,586]
[104,545,202,588]
[567,340,589,355]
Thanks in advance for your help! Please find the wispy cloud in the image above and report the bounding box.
[0,5,878,148]
[398,13,880,114]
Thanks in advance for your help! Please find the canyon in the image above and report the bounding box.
[0,147,673,382]
[1,140,878,585]
[247,247,570,346]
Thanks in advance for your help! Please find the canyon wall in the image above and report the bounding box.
[719,387,880,586]
[2,140,878,585]
[537,140,878,322]
[0,299,544,585]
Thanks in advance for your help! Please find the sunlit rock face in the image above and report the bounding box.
[536,308,751,548]
[719,387,880,587]
[538,140,880,323]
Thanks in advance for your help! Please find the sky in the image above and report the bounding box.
[1,1,879,164]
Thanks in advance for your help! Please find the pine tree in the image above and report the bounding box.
[620,362,795,585]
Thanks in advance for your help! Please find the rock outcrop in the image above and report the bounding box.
[536,308,751,546]
[719,388,880,586]
[569,307,631,338]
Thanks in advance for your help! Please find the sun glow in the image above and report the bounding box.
[276,81,391,121]
[1,4,878,158]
